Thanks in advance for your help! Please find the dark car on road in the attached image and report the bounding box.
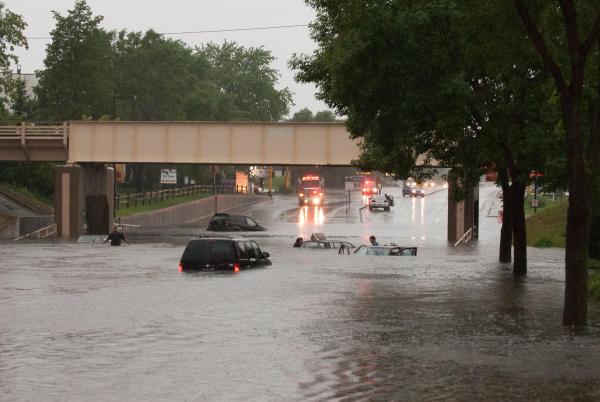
[178,238,271,272]
[207,213,267,231]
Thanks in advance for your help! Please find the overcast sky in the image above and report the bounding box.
[6,0,329,117]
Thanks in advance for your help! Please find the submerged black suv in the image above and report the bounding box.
[178,238,271,272]
[207,213,267,232]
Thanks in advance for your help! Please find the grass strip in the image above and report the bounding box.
[117,192,211,217]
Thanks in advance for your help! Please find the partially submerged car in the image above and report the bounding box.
[207,213,266,232]
[298,240,355,251]
[369,194,394,211]
[179,238,271,272]
[353,245,418,256]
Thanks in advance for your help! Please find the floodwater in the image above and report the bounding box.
[1,184,599,401]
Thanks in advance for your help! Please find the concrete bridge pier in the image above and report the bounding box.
[447,176,479,244]
[55,164,114,238]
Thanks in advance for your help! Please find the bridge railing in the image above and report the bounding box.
[0,123,68,144]
[116,184,248,211]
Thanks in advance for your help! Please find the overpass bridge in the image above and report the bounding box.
[0,121,476,241]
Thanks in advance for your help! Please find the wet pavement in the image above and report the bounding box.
[1,183,599,401]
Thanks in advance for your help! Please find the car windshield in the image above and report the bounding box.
[181,240,235,262]
[354,246,391,256]
[301,241,326,249]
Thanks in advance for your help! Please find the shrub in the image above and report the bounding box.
[534,237,554,248]
[589,271,600,300]
[588,259,600,271]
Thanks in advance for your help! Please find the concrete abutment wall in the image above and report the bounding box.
[118,195,270,228]
[55,165,114,238]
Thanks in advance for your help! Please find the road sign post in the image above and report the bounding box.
[345,182,353,214]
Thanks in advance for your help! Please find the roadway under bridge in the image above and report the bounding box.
[0,121,476,240]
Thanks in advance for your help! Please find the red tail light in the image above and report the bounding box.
[233,263,240,273]
[178,262,183,272]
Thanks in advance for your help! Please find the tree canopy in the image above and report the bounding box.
[0,1,27,115]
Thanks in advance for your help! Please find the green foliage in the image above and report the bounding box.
[289,107,313,122]
[291,0,560,198]
[289,107,337,122]
[526,200,568,248]
[0,2,27,109]
[10,78,36,121]
[35,1,113,120]
[112,30,200,120]
[534,237,555,248]
[589,271,600,300]
[0,162,55,198]
[197,42,292,121]
[588,259,600,271]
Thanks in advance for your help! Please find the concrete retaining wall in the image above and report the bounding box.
[118,195,269,228]
[0,214,55,239]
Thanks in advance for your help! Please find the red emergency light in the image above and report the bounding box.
[302,175,320,181]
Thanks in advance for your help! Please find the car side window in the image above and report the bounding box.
[251,242,262,258]
[402,248,417,256]
[244,241,256,258]
[246,217,258,227]
[237,241,247,258]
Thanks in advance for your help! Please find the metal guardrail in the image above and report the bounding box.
[0,123,68,145]
[115,185,248,210]
[454,227,473,247]
[14,223,57,241]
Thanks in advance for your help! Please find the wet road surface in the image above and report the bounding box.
[1,184,599,401]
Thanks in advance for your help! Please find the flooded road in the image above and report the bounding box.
[1,184,599,401]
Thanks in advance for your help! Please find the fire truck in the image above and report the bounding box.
[361,176,379,197]
[297,174,325,205]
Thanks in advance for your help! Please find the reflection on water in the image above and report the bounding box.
[1,241,599,401]
[2,186,600,401]
[298,205,325,226]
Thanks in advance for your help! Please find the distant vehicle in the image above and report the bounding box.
[353,245,418,256]
[207,213,267,231]
[423,180,435,188]
[369,194,394,211]
[298,240,355,250]
[361,178,378,196]
[402,184,425,197]
[297,174,325,206]
[178,238,271,272]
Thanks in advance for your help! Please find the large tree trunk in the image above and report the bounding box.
[499,168,513,263]
[562,103,591,327]
[512,181,527,275]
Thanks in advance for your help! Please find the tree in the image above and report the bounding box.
[197,42,292,121]
[513,0,600,326]
[289,107,338,122]
[0,2,27,107]
[35,1,113,120]
[289,107,314,122]
[10,78,35,120]
[292,0,558,276]
[111,30,206,121]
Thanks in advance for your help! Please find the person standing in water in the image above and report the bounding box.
[103,224,129,246]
